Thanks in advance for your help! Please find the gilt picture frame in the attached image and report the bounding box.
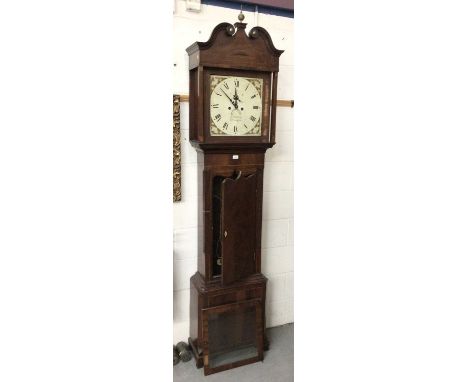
[173,95,181,202]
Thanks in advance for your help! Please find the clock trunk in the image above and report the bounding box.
[188,150,268,375]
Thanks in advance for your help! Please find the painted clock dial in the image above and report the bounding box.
[209,75,263,136]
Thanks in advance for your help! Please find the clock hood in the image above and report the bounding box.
[186,21,284,72]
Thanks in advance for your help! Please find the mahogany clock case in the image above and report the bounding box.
[185,18,284,375]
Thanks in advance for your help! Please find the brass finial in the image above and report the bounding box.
[238,5,245,22]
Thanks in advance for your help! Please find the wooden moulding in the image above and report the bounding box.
[186,22,283,72]
[178,94,293,108]
[173,94,181,202]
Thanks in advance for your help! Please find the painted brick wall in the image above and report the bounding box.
[173,0,294,343]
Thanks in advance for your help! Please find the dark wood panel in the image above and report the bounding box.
[189,70,197,141]
[201,299,263,375]
[189,280,199,344]
[204,152,265,167]
[221,172,257,285]
[188,271,267,373]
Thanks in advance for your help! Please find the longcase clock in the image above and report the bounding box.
[186,12,283,375]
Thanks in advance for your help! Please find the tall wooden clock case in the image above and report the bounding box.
[186,13,283,375]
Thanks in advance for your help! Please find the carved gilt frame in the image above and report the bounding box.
[173,95,181,202]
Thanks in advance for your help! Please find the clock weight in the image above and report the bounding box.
[175,341,192,363]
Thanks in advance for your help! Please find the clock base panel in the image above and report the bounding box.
[188,271,269,375]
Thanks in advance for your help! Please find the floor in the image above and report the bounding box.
[173,323,294,382]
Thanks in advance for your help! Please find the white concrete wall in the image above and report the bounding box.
[173,0,294,343]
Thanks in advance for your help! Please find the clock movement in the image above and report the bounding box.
[186,12,283,375]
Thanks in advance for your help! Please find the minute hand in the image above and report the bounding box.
[220,88,237,108]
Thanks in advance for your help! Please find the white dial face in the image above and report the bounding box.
[210,75,263,136]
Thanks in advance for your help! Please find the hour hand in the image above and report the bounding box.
[234,87,243,103]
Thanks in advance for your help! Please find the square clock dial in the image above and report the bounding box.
[210,75,263,136]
